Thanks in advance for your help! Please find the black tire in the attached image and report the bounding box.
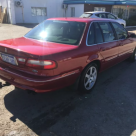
[79,63,98,93]
[130,49,136,62]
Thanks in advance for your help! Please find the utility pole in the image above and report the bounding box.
[125,5,129,19]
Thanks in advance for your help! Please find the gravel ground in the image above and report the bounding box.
[0,24,136,136]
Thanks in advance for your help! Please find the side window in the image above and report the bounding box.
[94,22,103,43]
[87,23,95,45]
[107,14,116,19]
[111,22,128,39]
[98,22,116,42]
[99,13,106,18]
[95,14,99,17]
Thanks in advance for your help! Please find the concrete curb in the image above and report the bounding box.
[126,26,136,28]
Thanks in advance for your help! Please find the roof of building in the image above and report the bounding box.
[63,0,136,5]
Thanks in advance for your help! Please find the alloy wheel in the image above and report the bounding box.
[84,66,97,90]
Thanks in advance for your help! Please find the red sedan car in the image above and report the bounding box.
[0,18,135,93]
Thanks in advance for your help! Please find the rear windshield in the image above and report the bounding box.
[80,13,92,18]
[25,20,86,45]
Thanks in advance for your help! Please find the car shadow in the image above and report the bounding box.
[4,60,136,135]
[4,86,78,135]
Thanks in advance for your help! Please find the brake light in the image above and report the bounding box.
[26,59,57,69]
[17,57,26,64]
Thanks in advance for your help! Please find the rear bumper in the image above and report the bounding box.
[0,66,80,93]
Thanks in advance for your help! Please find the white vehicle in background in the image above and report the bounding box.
[80,11,126,27]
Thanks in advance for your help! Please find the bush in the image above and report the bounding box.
[118,10,123,19]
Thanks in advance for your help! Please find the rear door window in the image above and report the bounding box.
[96,13,106,18]
[87,23,95,45]
[98,22,116,42]
[94,22,103,43]
[111,22,128,39]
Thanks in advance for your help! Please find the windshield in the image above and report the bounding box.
[25,20,86,45]
[80,13,92,18]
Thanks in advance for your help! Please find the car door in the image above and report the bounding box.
[96,22,120,68]
[111,22,135,61]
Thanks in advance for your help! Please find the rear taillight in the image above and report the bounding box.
[26,59,57,69]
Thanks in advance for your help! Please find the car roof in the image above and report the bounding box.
[84,11,110,14]
[48,17,116,23]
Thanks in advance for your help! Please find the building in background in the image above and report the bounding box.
[64,0,136,20]
[1,0,136,24]
[0,0,16,24]
[0,0,64,24]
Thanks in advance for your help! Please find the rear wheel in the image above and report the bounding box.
[130,49,136,62]
[79,63,98,93]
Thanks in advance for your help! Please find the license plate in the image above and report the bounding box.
[1,53,18,65]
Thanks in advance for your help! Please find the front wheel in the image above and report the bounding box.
[79,63,98,93]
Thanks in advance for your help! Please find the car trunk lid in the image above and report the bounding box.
[0,37,78,56]
[0,37,78,76]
